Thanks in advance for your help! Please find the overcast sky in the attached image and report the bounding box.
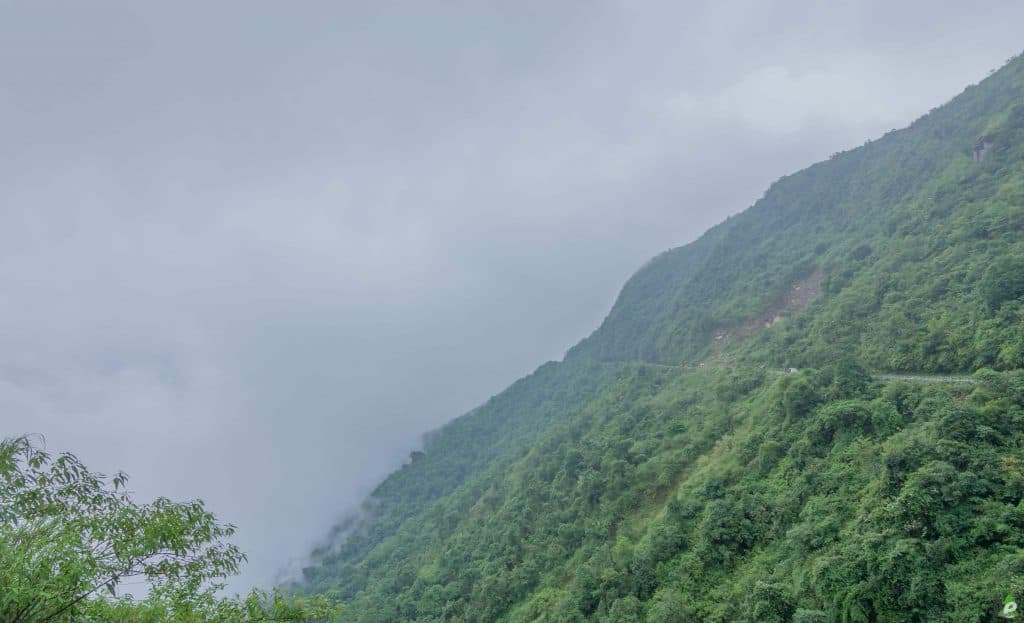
[2,1,1023,590]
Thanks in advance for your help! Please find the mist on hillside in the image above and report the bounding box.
[2,1,1023,589]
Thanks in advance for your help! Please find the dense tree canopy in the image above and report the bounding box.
[297,53,1024,621]
[0,436,341,623]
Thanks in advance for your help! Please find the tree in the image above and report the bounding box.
[782,375,819,420]
[748,582,795,623]
[0,435,340,622]
[980,255,1024,309]
[644,588,696,622]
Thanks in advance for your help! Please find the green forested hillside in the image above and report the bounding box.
[299,53,1024,621]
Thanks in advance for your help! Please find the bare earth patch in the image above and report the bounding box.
[711,270,825,350]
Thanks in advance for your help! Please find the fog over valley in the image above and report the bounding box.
[3,1,1024,590]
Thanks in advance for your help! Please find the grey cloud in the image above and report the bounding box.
[1,0,1022,589]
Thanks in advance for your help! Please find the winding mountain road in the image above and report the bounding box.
[873,373,979,385]
[611,360,982,385]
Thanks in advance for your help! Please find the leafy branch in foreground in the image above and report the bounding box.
[0,435,341,622]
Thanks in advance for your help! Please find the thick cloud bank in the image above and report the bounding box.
[2,1,1022,588]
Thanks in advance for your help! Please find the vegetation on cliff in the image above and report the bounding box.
[298,54,1024,622]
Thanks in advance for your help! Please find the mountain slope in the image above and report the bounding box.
[299,53,1024,622]
[571,55,1024,368]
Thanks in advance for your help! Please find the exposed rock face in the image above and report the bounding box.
[974,138,994,162]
